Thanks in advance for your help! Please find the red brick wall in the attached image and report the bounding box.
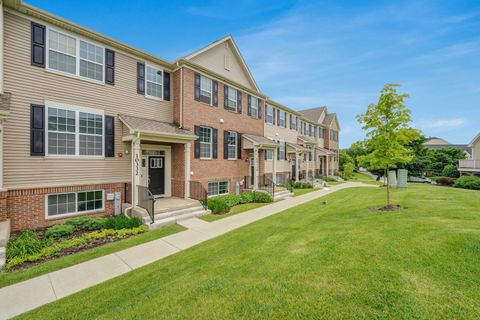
[179,67,264,186]
[7,183,125,231]
[171,143,185,197]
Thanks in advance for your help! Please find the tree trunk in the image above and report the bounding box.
[386,167,391,208]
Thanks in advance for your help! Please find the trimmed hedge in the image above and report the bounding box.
[453,175,480,190]
[207,191,273,214]
[288,182,313,189]
[436,176,455,186]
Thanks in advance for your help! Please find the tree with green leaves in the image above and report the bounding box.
[357,84,420,208]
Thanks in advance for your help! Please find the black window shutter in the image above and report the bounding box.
[194,73,201,101]
[223,130,229,159]
[163,71,170,101]
[224,85,228,109]
[247,95,251,116]
[104,115,115,157]
[137,63,145,94]
[237,133,242,160]
[237,91,242,113]
[194,126,200,158]
[31,22,46,68]
[264,149,267,160]
[213,128,218,159]
[212,80,218,106]
[258,100,262,119]
[277,110,280,126]
[284,142,287,160]
[105,49,115,85]
[277,144,280,160]
[30,104,45,156]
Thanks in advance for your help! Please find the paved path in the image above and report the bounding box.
[0,182,375,319]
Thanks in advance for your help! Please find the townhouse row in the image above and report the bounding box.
[0,0,340,231]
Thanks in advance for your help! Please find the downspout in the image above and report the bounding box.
[124,131,141,217]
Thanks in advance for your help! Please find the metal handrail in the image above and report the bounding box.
[137,185,155,224]
[190,180,208,210]
[244,175,275,199]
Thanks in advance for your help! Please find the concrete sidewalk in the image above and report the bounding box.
[0,182,375,319]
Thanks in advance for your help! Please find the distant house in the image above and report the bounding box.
[458,133,480,175]
[424,137,472,159]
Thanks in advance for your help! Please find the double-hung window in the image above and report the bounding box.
[208,181,229,196]
[47,29,104,82]
[309,124,314,137]
[146,65,163,99]
[199,75,212,104]
[250,96,258,118]
[265,149,273,160]
[266,105,274,124]
[278,140,286,160]
[46,190,103,218]
[199,126,212,159]
[291,115,297,130]
[279,111,286,128]
[319,127,324,138]
[227,131,238,160]
[226,86,238,111]
[47,105,104,157]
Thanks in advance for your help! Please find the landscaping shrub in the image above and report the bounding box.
[453,175,480,190]
[441,164,460,178]
[6,231,50,260]
[66,216,106,231]
[253,192,273,203]
[238,191,255,204]
[45,224,75,239]
[436,176,455,186]
[207,197,230,214]
[289,182,313,189]
[343,163,355,179]
[103,215,142,230]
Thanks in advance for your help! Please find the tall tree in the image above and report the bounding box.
[357,84,419,208]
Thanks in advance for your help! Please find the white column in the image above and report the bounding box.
[326,154,330,177]
[253,147,259,190]
[272,148,277,185]
[306,150,310,180]
[184,143,191,199]
[0,121,4,190]
[132,139,141,206]
[295,152,300,181]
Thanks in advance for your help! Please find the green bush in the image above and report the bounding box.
[441,164,460,178]
[238,191,255,204]
[253,192,273,203]
[6,231,50,260]
[436,176,455,186]
[207,197,230,214]
[103,215,142,230]
[45,224,75,239]
[66,216,106,231]
[289,182,313,189]
[343,163,355,179]
[453,175,480,190]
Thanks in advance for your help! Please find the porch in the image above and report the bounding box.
[458,160,480,174]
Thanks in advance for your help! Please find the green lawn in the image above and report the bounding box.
[293,188,316,196]
[0,225,184,289]
[347,172,384,185]
[18,185,480,319]
[200,202,269,222]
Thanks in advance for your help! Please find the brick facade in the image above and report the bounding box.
[6,183,125,231]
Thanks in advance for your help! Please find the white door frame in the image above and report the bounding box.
[141,144,172,197]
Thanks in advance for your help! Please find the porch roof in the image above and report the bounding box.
[316,147,334,155]
[287,142,309,152]
[243,134,279,148]
[119,114,196,141]
[297,135,317,145]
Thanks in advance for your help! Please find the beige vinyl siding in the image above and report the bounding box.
[263,117,299,174]
[473,140,480,160]
[2,12,173,189]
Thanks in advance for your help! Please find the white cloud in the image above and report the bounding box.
[415,118,466,130]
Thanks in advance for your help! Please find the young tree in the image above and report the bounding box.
[357,84,419,208]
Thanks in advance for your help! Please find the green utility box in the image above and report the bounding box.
[388,170,397,188]
[397,169,408,188]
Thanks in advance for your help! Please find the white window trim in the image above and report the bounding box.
[226,87,238,111]
[46,27,105,84]
[199,75,213,105]
[199,126,213,160]
[145,64,164,101]
[227,131,238,160]
[45,102,105,158]
[278,139,286,160]
[279,111,286,128]
[45,190,105,220]
[250,96,258,118]
[207,181,230,197]
[266,105,274,124]
[265,149,273,160]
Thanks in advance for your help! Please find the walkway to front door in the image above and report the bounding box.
[148,156,165,196]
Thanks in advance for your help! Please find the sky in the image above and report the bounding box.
[27,0,480,148]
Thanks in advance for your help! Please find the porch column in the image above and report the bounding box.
[132,138,141,206]
[253,147,259,190]
[295,152,300,181]
[272,148,277,185]
[306,149,310,180]
[0,121,4,190]
[184,142,191,199]
[326,154,330,177]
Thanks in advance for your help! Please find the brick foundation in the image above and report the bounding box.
[7,183,125,232]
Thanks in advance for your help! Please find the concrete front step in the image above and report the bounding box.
[274,190,294,201]
[146,208,211,230]
[137,205,207,224]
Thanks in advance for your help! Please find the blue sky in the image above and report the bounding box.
[28,0,480,148]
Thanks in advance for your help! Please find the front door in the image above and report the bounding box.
[249,157,255,186]
[148,156,165,196]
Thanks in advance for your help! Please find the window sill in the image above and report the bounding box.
[45,68,106,86]
[145,94,164,102]
[43,156,106,160]
[199,157,213,160]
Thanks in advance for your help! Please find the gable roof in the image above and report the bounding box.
[180,35,260,92]
[469,132,480,146]
[298,107,327,123]
[119,114,196,140]
[425,137,450,145]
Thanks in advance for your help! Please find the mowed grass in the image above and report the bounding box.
[348,171,384,185]
[18,185,480,319]
[293,188,316,196]
[0,225,185,289]
[200,202,269,222]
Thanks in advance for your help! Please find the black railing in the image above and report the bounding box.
[138,185,155,224]
[190,180,208,210]
[244,175,275,199]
